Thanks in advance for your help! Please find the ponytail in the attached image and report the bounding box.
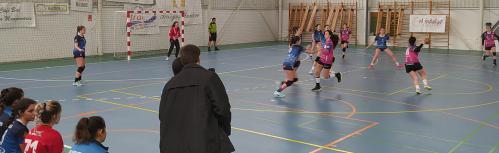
[35,101,61,124]
[73,116,106,144]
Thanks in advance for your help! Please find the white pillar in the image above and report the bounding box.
[97,0,103,55]
[279,0,283,41]
[364,0,369,45]
[480,0,484,33]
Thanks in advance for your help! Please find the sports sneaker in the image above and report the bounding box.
[73,81,82,87]
[208,47,211,51]
[215,47,220,51]
[424,86,432,90]
[311,84,321,91]
[165,57,169,61]
[494,59,497,66]
[483,54,487,61]
[342,54,345,59]
[416,89,422,94]
[335,72,342,83]
[273,91,285,98]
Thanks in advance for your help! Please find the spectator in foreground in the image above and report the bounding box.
[70,116,109,153]
[23,101,63,153]
[0,98,37,153]
[159,44,234,153]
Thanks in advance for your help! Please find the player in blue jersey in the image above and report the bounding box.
[309,24,326,74]
[274,35,311,98]
[0,98,37,153]
[73,26,87,86]
[366,28,402,69]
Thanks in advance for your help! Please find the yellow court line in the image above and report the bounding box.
[489,142,499,153]
[448,110,499,153]
[111,89,494,152]
[78,95,159,113]
[79,93,354,153]
[388,73,448,95]
[232,127,353,153]
[78,82,164,97]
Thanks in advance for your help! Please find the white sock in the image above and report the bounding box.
[423,80,428,86]
[415,85,420,90]
[395,62,400,66]
[315,77,320,84]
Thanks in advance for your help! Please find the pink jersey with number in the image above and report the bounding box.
[405,45,420,64]
[340,29,351,41]
[320,39,335,64]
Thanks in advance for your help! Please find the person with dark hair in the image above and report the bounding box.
[340,23,352,59]
[208,18,220,51]
[0,98,36,153]
[23,101,63,153]
[312,30,342,91]
[366,28,402,69]
[73,26,87,86]
[69,116,108,153]
[166,21,181,61]
[481,22,499,65]
[0,87,24,125]
[405,37,432,94]
[274,35,311,97]
[160,44,234,153]
[308,24,325,74]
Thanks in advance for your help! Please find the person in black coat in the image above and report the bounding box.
[159,44,234,153]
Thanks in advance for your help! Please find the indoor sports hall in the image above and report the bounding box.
[0,0,498,153]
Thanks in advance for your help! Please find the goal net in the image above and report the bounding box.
[113,10,185,60]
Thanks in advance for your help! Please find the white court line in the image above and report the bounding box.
[0,45,288,73]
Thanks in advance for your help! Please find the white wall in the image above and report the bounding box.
[0,1,280,62]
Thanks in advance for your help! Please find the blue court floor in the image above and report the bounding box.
[0,45,498,153]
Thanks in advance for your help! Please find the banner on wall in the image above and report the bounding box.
[0,3,36,28]
[125,0,202,27]
[71,0,92,12]
[127,5,160,34]
[106,0,154,4]
[409,15,447,33]
[35,3,69,15]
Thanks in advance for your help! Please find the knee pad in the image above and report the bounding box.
[292,78,298,82]
[493,52,497,56]
[77,66,85,73]
[285,80,294,87]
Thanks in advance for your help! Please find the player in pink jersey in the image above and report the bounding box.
[23,101,63,153]
[312,30,342,91]
[405,37,432,94]
[481,22,499,65]
[340,24,352,59]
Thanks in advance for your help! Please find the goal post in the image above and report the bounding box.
[125,10,186,60]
